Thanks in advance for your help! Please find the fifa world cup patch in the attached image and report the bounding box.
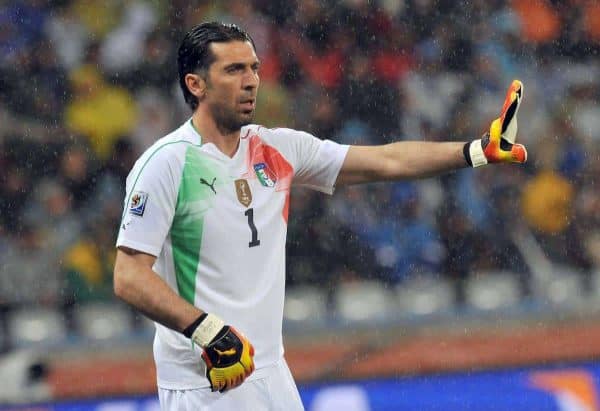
[129,191,148,216]
[253,163,276,187]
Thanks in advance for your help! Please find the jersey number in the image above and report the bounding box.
[244,208,260,247]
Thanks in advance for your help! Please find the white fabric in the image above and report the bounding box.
[116,120,348,390]
[469,139,488,168]
[157,359,304,411]
[191,314,225,348]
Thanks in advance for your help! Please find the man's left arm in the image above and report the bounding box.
[337,80,527,186]
[337,141,467,185]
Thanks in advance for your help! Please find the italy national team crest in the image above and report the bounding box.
[129,191,148,216]
[253,163,276,187]
[235,179,252,207]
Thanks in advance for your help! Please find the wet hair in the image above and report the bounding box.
[178,22,256,111]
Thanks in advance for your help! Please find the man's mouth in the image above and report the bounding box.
[240,98,255,110]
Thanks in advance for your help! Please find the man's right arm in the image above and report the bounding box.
[113,246,202,333]
[113,245,255,392]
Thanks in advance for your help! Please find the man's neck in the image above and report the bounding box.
[191,109,240,158]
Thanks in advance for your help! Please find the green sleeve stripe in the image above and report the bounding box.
[119,140,199,225]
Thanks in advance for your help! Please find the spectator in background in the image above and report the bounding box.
[0,1,48,67]
[337,52,402,142]
[62,219,117,307]
[57,142,97,210]
[99,0,158,73]
[118,30,176,93]
[44,1,89,70]
[64,64,138,160]
[92,136,137,218]
[511,0,561,46]
[579,149,600,276]
[0,224,61,307]
[0,38,67,122]
[284,2,345,90]
[253,79,292,127]
[401,41,466,138]
[0,164,30,235]
[287,190,329,286]
[437,202,483,301]
[130,88,175,154]
[583,1,600,45]
[68,0,121,40]
[307,93,340,140]
[22,179,82,257]
[521,134,578,265]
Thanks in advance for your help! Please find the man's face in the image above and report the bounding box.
[203,40,260,133]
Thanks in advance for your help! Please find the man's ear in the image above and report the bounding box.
[185,73,207,101]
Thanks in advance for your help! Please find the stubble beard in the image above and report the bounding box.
[210,102,255,135]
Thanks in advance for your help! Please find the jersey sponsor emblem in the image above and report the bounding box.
[129,191,148,216]
[200,177,217,194]
[235,179,252,207]
[253,163,276,187]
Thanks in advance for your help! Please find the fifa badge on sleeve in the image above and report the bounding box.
[129,191,149,216]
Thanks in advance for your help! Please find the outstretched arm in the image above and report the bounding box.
[337,141,467,185]
[336,80,527,186]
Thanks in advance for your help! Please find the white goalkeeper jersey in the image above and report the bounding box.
[116,119,348,389]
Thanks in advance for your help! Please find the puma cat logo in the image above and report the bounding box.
[200,177,217,194]
[214,347,237,357]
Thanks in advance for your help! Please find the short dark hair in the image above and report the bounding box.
[178,22,256,111]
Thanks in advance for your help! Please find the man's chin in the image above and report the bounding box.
[211,106,255,132]
[239,111,255,125]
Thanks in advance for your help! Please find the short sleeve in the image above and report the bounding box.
[267,128,349,194]
[116,145,182,256]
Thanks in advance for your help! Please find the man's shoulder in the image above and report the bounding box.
[242,124,313,144]
[140,124,200,159]
[133,122,199,171]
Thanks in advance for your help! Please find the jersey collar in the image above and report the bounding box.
[188,118,202,144]
[186,118,246,163]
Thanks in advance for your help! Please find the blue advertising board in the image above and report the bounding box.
[2,361,599,411]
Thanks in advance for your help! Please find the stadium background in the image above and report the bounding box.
[1,0,600,410]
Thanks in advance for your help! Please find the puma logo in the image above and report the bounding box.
[214,347,237,357]
[200,177,217,194]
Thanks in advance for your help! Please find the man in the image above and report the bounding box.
[113,22,526,410]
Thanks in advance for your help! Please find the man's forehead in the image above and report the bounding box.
[210,41,258,65]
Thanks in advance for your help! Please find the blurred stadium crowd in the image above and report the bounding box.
[0,0,599,351]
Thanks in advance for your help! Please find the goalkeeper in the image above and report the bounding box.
[113,22,526,410]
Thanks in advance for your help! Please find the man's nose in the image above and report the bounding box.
[243,70,259,90]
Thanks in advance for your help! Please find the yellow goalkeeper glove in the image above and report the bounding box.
[185,313,255,392]
[464,80,528,167]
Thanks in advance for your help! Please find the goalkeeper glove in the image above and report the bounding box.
[464,80,528,167]
[184,313,255,392]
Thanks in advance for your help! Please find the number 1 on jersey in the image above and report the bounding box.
[244,208,260,247]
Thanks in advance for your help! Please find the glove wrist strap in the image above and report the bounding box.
[182,313,207,338]
[464,140,488,168]
[190,313,225,347]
